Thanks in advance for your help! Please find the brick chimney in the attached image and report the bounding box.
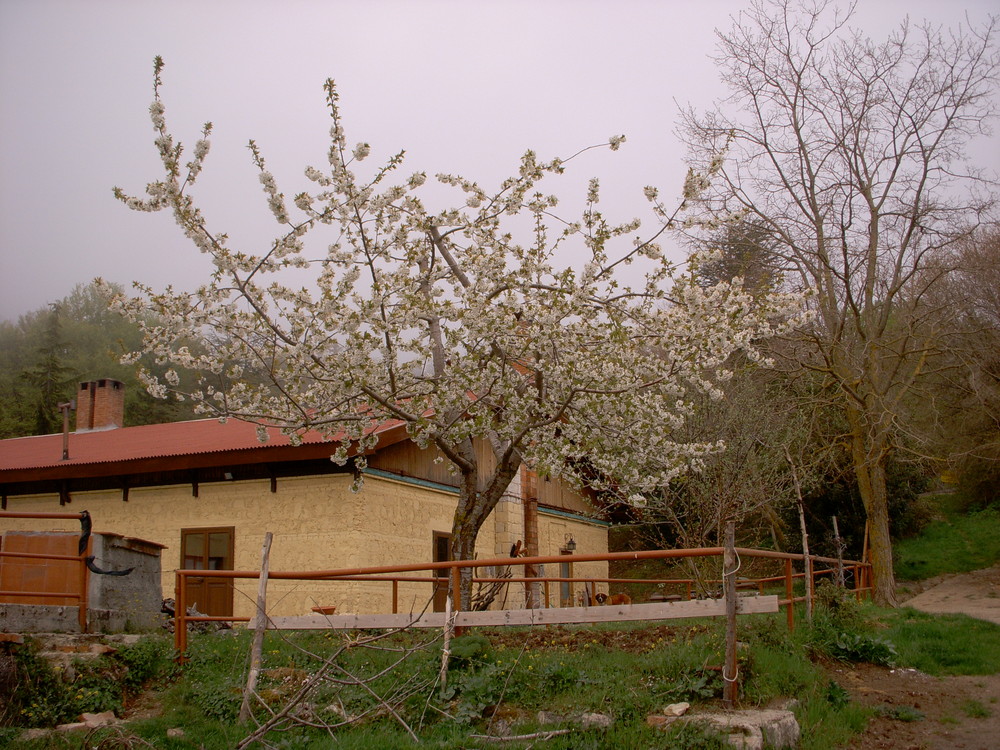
[76,379,125,431]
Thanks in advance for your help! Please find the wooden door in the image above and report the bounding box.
[432,531,451,612]
[180,527,234,617]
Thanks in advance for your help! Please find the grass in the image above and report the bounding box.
[1,617,872,750]
[876,607,1000,675]
[5,493,1000,748]
[894,494,1000,581]
[5,599,1000,749]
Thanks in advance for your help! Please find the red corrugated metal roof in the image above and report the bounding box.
[0,417,406,473]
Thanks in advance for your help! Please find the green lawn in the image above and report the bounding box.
[894,501,1000,581]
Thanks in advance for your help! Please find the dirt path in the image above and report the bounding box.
[841,565,1000,749]
[901,566,1000,625]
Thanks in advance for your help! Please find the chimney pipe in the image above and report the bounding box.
[58,399,75,460]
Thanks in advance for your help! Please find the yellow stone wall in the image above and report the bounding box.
[1,471,608,619]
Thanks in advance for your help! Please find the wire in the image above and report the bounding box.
[722,548,742,578]
[721,546,743,685]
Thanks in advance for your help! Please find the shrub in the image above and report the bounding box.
[114,636,179,691]
[0,637,171,729]
[447,633,494,671]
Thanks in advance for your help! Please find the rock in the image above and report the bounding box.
[663,701,690,716]
[167,728,185,738]
[19,729,50,741]
[104,634,143,647]
[489,718,513,737]
[80,710,117,727]
[55,722,88,733]
[536,710,566,725]
[538,709,611,729]
[768,697,799,712]
[646,714,677,729]
[678,709,800,750]
[579,712,612,728]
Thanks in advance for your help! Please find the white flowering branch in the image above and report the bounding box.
[108,59,805,605]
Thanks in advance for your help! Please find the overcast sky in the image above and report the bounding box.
[1,0,997,323]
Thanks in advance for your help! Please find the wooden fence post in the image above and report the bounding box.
[832,516,846,587]
[175,570,188,660]
[784,558,794,631]
[723,520,738,708]
[78,535,91,633]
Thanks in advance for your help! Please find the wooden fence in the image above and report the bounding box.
[172,545,871,656]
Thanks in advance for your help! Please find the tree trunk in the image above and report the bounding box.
[446,452,521,610]
[860,461,897,606]
[847,414,898,606]
[450,516,479,611]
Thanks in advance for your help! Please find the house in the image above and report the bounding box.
[0,379,609,620]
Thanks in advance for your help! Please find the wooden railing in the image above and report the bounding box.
[0,511,91,632]
[172,546,870,656]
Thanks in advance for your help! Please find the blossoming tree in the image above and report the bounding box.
[109,59,801,606]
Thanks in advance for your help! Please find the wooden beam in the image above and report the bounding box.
[265,596,779,631]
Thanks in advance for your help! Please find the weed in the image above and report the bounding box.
[875,704,924,722]
[441,662,507,724]
[537,661,580,693]
[114,637,178,692]
[448,633,494,671]
[659,670,721,703]
[824,680,851,709]
[959,699,991,718]
[799,584,904,668]
[829,632,897,666]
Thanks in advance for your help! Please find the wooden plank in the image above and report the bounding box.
[266,596,779,631]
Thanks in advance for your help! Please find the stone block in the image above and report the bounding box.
[677,709,800,750]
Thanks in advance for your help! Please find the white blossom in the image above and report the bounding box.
[112,62,807,577]
[352,142,371,161]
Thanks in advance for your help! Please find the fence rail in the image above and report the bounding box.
[172,546,871,656]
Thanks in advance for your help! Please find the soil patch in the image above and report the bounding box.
[484,623,709,654]
[839,565,1000,748]
[835,664,1000,749]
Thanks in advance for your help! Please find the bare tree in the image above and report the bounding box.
[681,0,999,604]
